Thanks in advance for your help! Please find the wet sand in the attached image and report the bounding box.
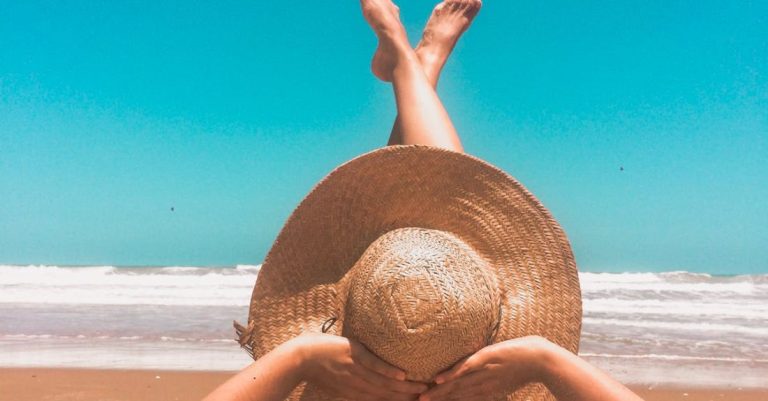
[0,368,765,401]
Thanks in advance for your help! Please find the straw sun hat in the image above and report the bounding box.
[235,145,581,401]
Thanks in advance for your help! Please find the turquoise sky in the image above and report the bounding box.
[1,1,766,273]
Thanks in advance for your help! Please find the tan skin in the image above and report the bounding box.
[383,0,480,150]
[203,333,644,401]
[205,1,645,400]
[367,0,466,152]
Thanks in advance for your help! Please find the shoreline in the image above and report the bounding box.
[1,368,766,401]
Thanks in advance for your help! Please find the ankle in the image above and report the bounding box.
[415,51,443,86]
[391,54,426,80]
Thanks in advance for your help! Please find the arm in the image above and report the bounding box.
[204,333,428,401]
[203,337,304,401]
[420,336,643,401]
[538,339,643,401]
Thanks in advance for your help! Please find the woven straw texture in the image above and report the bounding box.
[235,145,581,401]
[343,227,502,383]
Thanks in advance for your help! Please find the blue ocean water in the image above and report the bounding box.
[0,265,766,388]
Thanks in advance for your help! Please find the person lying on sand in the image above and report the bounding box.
[205,1,645,401]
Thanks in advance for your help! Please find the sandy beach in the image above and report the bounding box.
[2,267,765,399]
[0,368,766,401]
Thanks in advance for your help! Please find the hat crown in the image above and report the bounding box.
[343,228,502,382]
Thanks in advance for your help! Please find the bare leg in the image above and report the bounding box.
[382,1,482,151]
[362,0,466,153]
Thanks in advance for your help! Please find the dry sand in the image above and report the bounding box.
[0,368,765,401]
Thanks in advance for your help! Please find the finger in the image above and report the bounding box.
[329,383,365,400]
[337,375,380,397]
[356,366,429,394]
[347,378,418,401]
[433,355,478,384]
[340,388,400,401]
[455,382,503,401]
[421,371,485,401]
[440,378,489,400]
[351,342,407,380]
[336,376,396,401]
[420,379,459,401]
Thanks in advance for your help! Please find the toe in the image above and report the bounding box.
[433,2,446,16]
[467,0,481,15]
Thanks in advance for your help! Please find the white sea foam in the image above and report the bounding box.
[0,264,259,306]
[580,271,714,282]
[583,317,768,336]
[1,333,234,343]
[235,264,262,273]
[3,266,763,307]
[583,298,768,319]
[580,272,766,296]
[580,353,768,363]
[1,265,767,385]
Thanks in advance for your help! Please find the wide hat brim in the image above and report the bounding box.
[236,145,582,401]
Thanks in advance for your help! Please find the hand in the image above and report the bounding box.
[419,336,552,401]
[294,333,429,401]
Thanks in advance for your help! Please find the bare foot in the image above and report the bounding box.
[361,0,411,81]
[416,0,482,82]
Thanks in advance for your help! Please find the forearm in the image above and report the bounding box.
[540,344,643,401]
[203,339,306,401]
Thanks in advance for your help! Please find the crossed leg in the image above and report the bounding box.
[362,0,481,154]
